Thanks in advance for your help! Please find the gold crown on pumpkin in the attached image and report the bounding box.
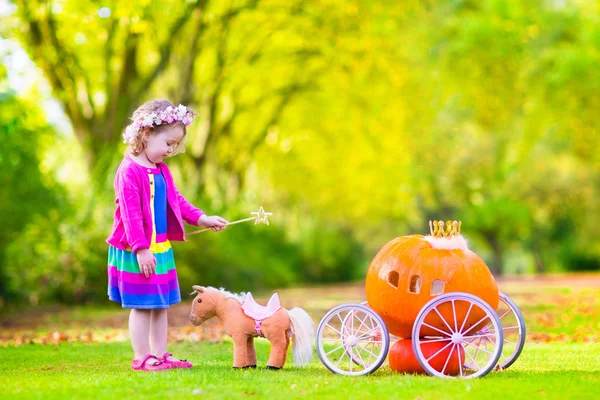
[428,220,462,238]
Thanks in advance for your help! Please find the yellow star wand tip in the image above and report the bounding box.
[251,206,273,226]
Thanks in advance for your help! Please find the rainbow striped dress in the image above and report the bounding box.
[107,167,181,309]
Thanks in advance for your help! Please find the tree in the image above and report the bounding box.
[0,88,63,304]
[4,0,336,196]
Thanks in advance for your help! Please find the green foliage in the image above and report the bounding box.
[5,205,108,304]
[175,210,365,293]
[296,222,365,283]
[175,221,303,293]
[1,0,600,305]
[0,92,63,302]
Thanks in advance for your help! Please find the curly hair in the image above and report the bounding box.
[126,99,192,156]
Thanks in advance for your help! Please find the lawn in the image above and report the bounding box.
[1,341,598,399]
[1,274,599,399]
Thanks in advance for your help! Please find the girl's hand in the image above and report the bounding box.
[198,214,229,232]
[136,248,156,278]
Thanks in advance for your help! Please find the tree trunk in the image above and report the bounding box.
[483,231,503,276]
[532,248,546,273]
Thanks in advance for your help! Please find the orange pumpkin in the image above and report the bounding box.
[389,338,463,375]
[365,222,498,338]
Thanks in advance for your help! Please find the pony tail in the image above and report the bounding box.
[288,307,315,366]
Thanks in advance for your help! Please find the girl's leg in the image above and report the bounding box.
[150,309,192,368]
[150,308,168,357]
[129,309,152,360]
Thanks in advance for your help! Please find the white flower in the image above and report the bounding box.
[141,114,155,127]
[123,125,139,144]
[132,118,143,129]
[176,104,187,117]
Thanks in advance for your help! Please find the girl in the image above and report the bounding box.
[106,100,228,371]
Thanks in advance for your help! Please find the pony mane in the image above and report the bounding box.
[206,286,246,303]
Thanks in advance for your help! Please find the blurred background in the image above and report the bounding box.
[0,0,598,308]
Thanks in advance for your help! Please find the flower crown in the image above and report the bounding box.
[122,104,195,144]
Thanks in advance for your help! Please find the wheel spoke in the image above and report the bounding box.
[355,343,370,366]
[425,340,453,362]
[356,327,381,341]
[325,323,343,336]
[420,337,453,344]
[363,314,376,333]
[339,311,353,338]
[458,302,474,333]
[433,307,454,333]
[325,343,345,356]
[463,314,490,336]
[422,322,452,337]
[353,313,371,337]
[336,312,345,327]
[366,342,376,365]
[483,336,490,357]
[470,338,481,361]
[335,348,347,367]
[359,344,380,359]
[367,315,380,335]
[457,343,463,377]
[463,344,481,371]
[465,333,497,340]
[497,309,512,320]
[354,345,368,367]
[504,339,518,346]
[503,325,520,330]
[369,342,377,363]
[441,343,455,375]
[463,339,495,356]
[452,300,458,333]
[349,348,353,372]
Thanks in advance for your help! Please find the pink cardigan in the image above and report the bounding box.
[106,156,205,254]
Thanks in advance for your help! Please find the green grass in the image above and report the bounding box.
[1,340,599,400]
[2,276,599,399]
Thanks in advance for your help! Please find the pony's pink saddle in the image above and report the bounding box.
[241,292,282,337]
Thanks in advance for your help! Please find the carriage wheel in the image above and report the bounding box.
[412,293,503,379]
[342,302,395,367]
[317,303,390,376]
[495,292,526,369]
[464,292,526,371]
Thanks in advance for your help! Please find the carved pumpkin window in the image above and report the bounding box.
[387,271,399,288]
[409,275,421,294]
[431,279,444,295]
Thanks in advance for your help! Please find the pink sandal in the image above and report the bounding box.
[132,354,173,371]
[161,352,193,369]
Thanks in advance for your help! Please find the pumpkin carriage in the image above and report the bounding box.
[315,221,526,378]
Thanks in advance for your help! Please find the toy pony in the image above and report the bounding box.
[189,286,315,369]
